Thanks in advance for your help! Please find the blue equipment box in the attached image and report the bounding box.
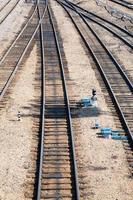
[80,97,92,107]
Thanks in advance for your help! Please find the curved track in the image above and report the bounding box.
[0,1,45,101]
[0,0,132,198]
[119,0,133,5]
[0,0,80,199]
[35,3,80,200]
[59,0,133,48]
[57,0,133,172]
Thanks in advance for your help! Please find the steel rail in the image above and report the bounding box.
[48,4,80,200]
[0,4,38,65]
[0,1,48,101]
[119,0,133,5]
[36,1,80,199]
[62,1,133,93]
[110,0,133,9]
[62,0,133,38]
[36,1,47,200]
[0,0,11,13]
[0,0,21,25]
[57,1,133,144]
[58,0,133,48]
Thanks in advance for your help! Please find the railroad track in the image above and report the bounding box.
[0,0,21,25]
[59,0,133,49]
[35,3,80,199]
[0,0,80,198]
[120,0,133,4]
[0,1,79,200]
[57,0,133,173]
[0,0,11,13]
[0,3,37,61]
[109,0,133,9]
[0,0,132,198]
[0,0,47,102]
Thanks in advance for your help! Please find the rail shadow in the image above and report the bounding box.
[71,106,114,118]
[20,101,113,119]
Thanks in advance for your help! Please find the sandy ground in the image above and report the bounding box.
[50,0,133,199]
[0,0,32,57]
[0,44,37,200]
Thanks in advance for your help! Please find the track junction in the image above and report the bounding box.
[0,0,132,199]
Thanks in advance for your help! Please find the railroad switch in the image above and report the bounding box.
[100,128,127,140]
[77,97,97,108]
[77,89,97,108]
[77,97,92,108]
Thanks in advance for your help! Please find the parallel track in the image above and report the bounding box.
[0,0,80,199]
[0,0,21,25]
[57,0,133,172]
[110,0,133,9]
[1,0,132,199]
[0,4,37,62]
[119,0,133,5]
[59,0,133,48]
[0,0,47,101]
[36,3,80,199]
